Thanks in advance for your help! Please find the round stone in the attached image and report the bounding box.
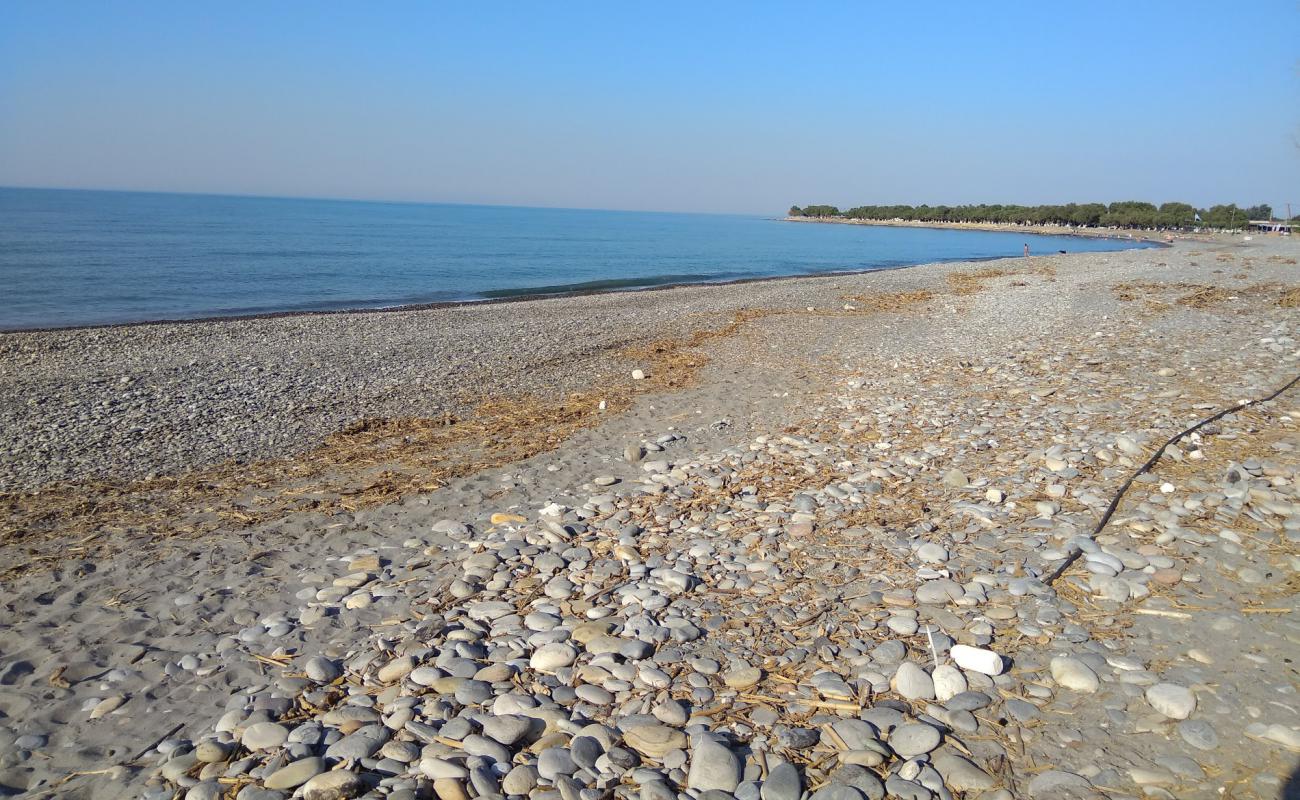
[537,747,576,780]
[503,764,539,795]
[1152,568,1182,585]
[193,740,231,763]
[482,714,532,746]
[571,736,602,769]
[1050,656,1100,693]
[622,724,687,758]
[931,665,967,702]
[723,666,762,690]
[889,723,941,757]
[300,769,365,800]
[265,757,327,790]
[575,684,614,705]
[241,722,289,751]
[686,736,741,792]
[376,655,416,683]
[325,726,389,761]
[433,779,470,800]
[1177,719,1218,751]
[1146,683,1196,719]
[529,643,577,673]
[654,699,689,726]
[890,662,934,701]
[184,782,221,800]
[916,543,949,564]
[14,734,47,750]
[933,753,996,792]
[774,726,820,750]
[810,783,865,800]
[760,761,802,800]
[409,666,441,686]
[420,757,469,780]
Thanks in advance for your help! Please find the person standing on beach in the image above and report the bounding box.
[1023,243,1030,257]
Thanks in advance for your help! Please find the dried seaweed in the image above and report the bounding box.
[839,290,935,312]
[3,307,802,577]
[946,268,1015,295]
[0,265,1043,580]
[1112,281,1300,310]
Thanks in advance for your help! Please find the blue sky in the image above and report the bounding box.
[1,2,1297,214]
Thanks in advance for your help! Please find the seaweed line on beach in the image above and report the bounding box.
[0,290,944,581]
[0,311,738,580]
[1,264,1058,581]
[1110,280,1300,312]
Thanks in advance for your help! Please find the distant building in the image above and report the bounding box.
[1248,220,1293,233]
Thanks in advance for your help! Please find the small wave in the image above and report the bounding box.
[477,272,752,299]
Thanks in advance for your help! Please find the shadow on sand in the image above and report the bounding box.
[1283,761,1300,800]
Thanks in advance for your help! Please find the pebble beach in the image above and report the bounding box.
[2,236,1299,800]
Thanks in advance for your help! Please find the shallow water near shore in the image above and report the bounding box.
[0,187,1154,329]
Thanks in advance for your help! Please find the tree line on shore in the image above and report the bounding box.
[788,202,1287,230]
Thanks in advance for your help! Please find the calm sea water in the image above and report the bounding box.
[0,188,1153,329]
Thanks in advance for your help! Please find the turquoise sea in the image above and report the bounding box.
[0,188,1154,329]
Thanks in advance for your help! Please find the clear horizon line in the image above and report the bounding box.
[6,183,1287,219]
[0,183,773,218]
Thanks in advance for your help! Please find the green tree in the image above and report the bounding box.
[1157,202,1197,229]
[786,200,1266,229]
[1102,201,1158,228]
[1070,204,1107,226]
[1199,204,1244,229]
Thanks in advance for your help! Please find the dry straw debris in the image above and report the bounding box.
[0,264,1035,579]
[1178,286,1234,309]
[839,290,935,312]
[946,267,1014,295]
[1111,281,1300,311]
[1,312,756,578]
